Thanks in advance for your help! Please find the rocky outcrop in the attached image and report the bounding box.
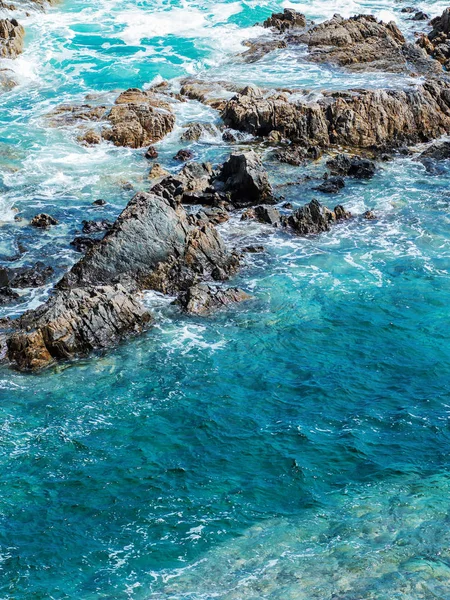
[240,38,287,63]
[222,82,450,150]
[418,8,450,69]
[314,176,345,194]
[417,140,450,161]
[0,18,24,59]
[7,285,152,371]
[215,151,274,207]
[288,199,351,234]
[300,14,406,73]
[102,89,176,148]
[263,8,306,32]
[48,88,176,148]
[2,262,54,288]
[180,78,245,111]
[58,191,238,295]
[179,283,251,315]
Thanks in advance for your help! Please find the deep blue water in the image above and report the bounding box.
[1,0,450,598]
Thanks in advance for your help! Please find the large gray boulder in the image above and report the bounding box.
[59,192,238,294]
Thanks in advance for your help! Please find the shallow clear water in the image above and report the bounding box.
[1,0,450,598]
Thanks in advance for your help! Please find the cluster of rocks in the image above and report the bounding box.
[241,10,440,75]
[1,149,355,371]
[418,8,450,69]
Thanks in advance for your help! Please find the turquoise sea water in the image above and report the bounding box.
[1,0,450,598]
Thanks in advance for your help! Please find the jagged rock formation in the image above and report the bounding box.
[300,14,407,73]
[7,285,152,371]
[263,8,306,32]
[288,199,351,234]
[58,192,239,294]
[0,18,24,58]
[418,8,450,69]
[215,151,274,207]
[222,82,450,150]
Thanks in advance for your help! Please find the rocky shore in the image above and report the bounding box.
[2,5,450,371]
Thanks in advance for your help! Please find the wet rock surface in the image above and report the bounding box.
[263,8,306,32]
[30,213,58,228]
[223,82,450,150]
[215,151,274,207]
[7,285,152,371]
[0,18,25,59]
[327,154,376,178]
[179,283,251,315]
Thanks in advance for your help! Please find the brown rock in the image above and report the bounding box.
[0,18,25,59]
[7,285,152,371]
[30,214,58,228]
[263,8,306,32]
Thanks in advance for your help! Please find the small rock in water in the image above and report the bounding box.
[222,130,236,142]
[81,219,113,234]
[145,145,158,159]
[0,286,19,305]
[314,177,345,194]
[363,210,377,220]
[263,8,306,32]
[93,199,106,206]
[179,283,251,315]
[149,163,170,179]
[242,245,265,253]
[174,149,194,161]
[30,213,58,228]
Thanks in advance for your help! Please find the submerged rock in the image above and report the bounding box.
[179,283,251,315]
[215,150,274,207]
[173,149,194,162]
[81,219,112,234]
[288,199,351,234]
[70,236,98,253]
[6,285,152,371]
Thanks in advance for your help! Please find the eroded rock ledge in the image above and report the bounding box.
[222,82,450,150]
